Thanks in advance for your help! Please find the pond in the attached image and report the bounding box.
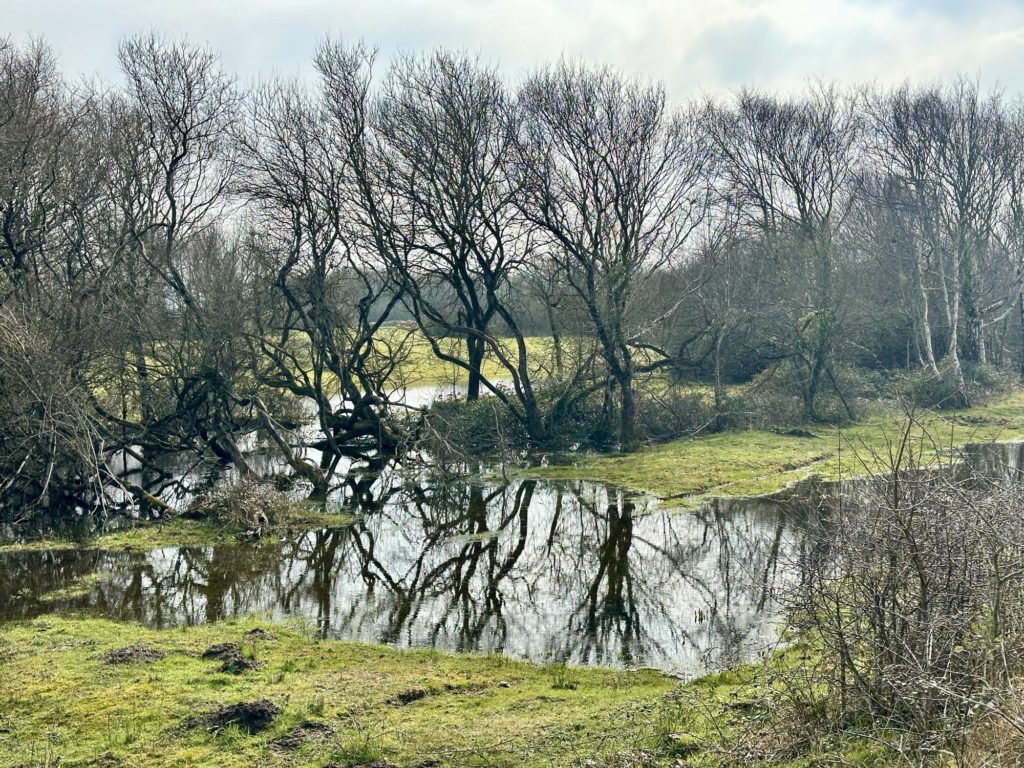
[0,473,803,679]
[6,426,1018,679]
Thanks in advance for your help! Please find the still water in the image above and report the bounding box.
[0,474,802,679]
[4,435,1020,676]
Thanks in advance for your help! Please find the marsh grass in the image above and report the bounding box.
[530,390,1024,505]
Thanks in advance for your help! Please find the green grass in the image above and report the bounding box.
[0,617,673,768]
[0,508,353,555]
[530,390,1024,504]
[0,618,900,768]
[389,329,559,387]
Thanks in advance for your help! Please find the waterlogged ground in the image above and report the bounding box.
[3,395,1023,766]
[0,474,808,767]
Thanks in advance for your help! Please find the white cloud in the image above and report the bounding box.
[2,0,1023,98]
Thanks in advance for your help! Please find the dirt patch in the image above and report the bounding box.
[776,427,818,438]
[86,750,126,768]
[442,681,488,695]
[100,644,166,665]
[269,720,332,751]
[201,642,241,660]
[245,627,277,641]
[184,698,280,734]
[387,687,429,705]
[201,641,264,674]
[220,655,264,674]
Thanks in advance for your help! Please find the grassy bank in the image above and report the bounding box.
[391,330,557,388]
[0,506,350,555]
[530,390,1024,504]
[0,617,671,768]
[0,617,889,768]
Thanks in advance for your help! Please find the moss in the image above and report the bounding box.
[0,520,226,555]
[0,617,674,767]
[529,391,1024,505]
[0,507,352,555]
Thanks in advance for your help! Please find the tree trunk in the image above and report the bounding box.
[545,303,564,376]
[801,312,832,422]
[133,345,155,423]
[802,364,822,421]
[915,241,940,376]
[939,248,970,406]
[1018,289,1024,378]
[713,326,726,428]
[963,305,982,364]
[466,333,485,400]
[961,250,982,364]
[949,263,970,406]
[617,367,637,452]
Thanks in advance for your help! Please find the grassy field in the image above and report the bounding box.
[388,329,559,388]
[530,390,1024,504]
[0,617,670,768]
[0,617,887,768]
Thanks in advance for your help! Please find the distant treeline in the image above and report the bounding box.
[1,33,1022,510]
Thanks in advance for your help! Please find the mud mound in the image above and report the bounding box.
[245,627,277,641]
[387,687,429,705]
[185,698,280,734]
[201,642,241,660]
[270,720,332,751]
[101,644,166,665]
[201,641,263,674]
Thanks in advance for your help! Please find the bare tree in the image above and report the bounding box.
[235,68,410,497]
[705,84,861,420]
[0,37,78,303]
[99,32,256,472]
[515,62,711,449]
[997,101,1024,377]
[868,81,1017,404]
[313,44,563,443]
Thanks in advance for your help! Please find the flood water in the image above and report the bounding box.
[4,428,1018,678]
[0,473,801,678]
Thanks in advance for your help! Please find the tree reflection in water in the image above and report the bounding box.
[0,476,800,676]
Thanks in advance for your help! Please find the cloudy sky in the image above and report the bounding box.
[4,0,1024,98]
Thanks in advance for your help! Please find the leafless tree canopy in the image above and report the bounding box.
[2,36,1024,512]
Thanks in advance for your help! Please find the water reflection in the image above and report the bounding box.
[0,479,798,677]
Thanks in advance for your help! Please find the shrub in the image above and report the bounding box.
[419,379,619,459]
[419,390,528,461]
[732,364,807,428]
[635,387,717,439]
[0,307,104,513]
[887,360,1014,410]
[191,478,306,534]
[780,426,1024,763]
